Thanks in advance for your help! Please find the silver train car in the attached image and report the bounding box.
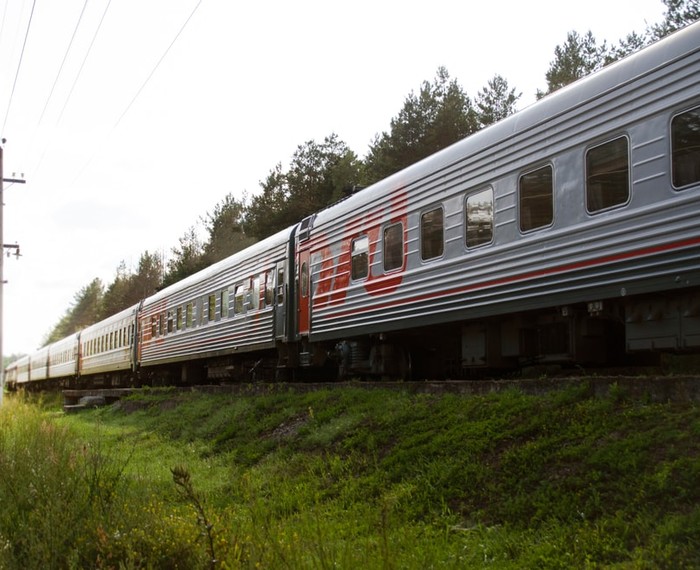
[304,21,700,377]
[138,229,291,383]
[79,304,140,383]
[5,21,700,387]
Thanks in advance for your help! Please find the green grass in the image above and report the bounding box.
[0,383,699,568]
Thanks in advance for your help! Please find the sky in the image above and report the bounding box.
[0,0,668,356]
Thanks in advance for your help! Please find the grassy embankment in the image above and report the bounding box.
[0,382,699,569]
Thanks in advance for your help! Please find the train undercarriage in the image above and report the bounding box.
[13,289,700,391]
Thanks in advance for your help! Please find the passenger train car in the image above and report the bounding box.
[5,22,700,388]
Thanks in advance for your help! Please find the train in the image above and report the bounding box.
[5,21,700,389]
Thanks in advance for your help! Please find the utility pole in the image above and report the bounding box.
[0,140,25,406]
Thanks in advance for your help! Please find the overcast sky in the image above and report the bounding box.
[0,0,668,356]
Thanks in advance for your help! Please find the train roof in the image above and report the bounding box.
[142,225,294,307]
[79,303,140,336]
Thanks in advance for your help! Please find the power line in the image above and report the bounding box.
[1,0,37,136]
[31,0,112,179]
[69,0,204,186]
[37,0,89,124]
[113,0,203,129]
[0,0,10,49]
[56,0,113,124]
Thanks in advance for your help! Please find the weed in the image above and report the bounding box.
[171,464,218,569]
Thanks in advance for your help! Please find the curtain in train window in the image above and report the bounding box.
[384,223,404,272]
[586,137,629,212]
[351,235,369,280]
[252,276,262,308]
[520,165,553,232]
[420,207,444,260]
[672,105,700,188]
[234,283,248,314]
[466,188,494,248]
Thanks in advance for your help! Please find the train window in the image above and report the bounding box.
[167,311,174,333]
[245,278,255,310]
[420,207,444,261]
[151,316,157,338]
[351,236,369,280]
[227,286,236,316]
[159,313,165,336]
[466,188,494,248]
[250,276,260,309]
[263,271,273,307]
[672,105,700,188]
[234,283,247,314]
[586,136,629,213]
[519,165,553,232]
[186,303,193,328]
[384,223,404,272]
[176,307,182,330]
[208,294,216,321]
[220,290,228,318]
[276,267,285,304]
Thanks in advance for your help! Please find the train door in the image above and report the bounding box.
[274,260,287,340]
[297,248,311,336]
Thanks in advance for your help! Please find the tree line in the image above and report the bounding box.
[41,0,699,347]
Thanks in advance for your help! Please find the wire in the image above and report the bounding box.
[31,0,112,179]
[0,0,10,50]
[37,0,89,124]
[57,0,113,124]
[113,0,203,129]
[1,0,37,136]
[70,0,203,185]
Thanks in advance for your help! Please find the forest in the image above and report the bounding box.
[40,0,699,347]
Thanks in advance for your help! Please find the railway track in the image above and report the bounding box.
[62,374,700,412]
